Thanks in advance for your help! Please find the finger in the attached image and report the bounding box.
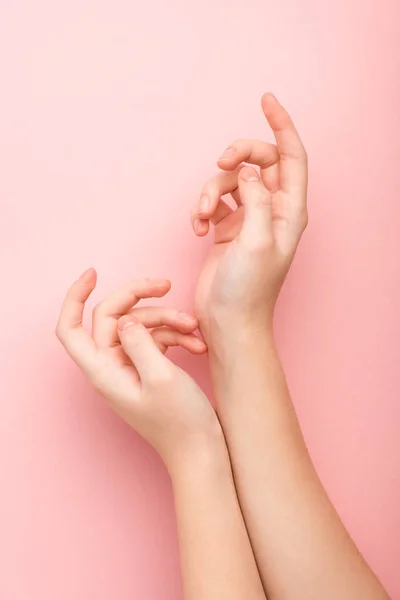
[92,278,171,347]
[231,188,241,205]
[209,198,233,225]
[217,139,279,171]
[128,306,198,333]
[55,268,99,373]
[193,166,243,224]
[261,93,307,196]
[237,167,273,248]
[151,327,207,355]
[118,316,172,382]
[190,210,210,237]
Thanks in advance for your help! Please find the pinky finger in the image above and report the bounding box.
[151,327,207,355]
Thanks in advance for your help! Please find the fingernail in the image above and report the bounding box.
[218,147,236,161]
[240,167,259,182]
[193,218,200,233]
[118,315,139,331]
[199,195,209,214]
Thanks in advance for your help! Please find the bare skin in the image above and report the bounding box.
[56,272,266,600]
[192,93,389,600]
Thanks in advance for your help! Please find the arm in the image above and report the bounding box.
[171,427,266,600]
[209,322,387,600]
[193,94,389,600]
[56,270,266,600]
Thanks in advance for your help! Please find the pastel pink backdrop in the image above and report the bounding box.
[1,0,399,598]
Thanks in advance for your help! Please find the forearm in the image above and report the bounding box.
[170,426,266,600]
[209,325,388,600]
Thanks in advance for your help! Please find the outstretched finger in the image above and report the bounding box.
[128,306,199,334]
[56,268,99,373]
[261,93,307,197]
[151,327,207,355]
[92,278,171,347]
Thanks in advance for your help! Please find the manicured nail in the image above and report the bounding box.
[218,147,236,161]
[240,167,259,182]
[118,315,139,330]
[194,218,200,233]
[199,195,209,214]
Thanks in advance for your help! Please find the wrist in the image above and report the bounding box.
[203,307,275,352]
[166,418,227,483]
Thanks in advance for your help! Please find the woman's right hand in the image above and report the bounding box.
[191,94,308,343]
[56,269,221,472]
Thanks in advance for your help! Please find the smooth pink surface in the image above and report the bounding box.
[1,1,399,598]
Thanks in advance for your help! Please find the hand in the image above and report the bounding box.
[191,93,308,342]
[56,269,220,471]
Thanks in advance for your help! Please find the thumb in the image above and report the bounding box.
[237,166,274,248]
[118,315,171,382]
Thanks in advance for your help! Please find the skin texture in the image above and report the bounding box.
[192,93,389,600]
[56,272,266,600]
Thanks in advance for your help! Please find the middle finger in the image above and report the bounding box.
[92,278,171,347]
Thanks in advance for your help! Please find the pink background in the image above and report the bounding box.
[1,0,399,598]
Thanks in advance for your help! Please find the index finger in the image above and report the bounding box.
[56,268,99,373]
[217,138,279,171]
[92,278,172,347]
[261,93,307,195]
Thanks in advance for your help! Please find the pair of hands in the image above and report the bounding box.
[56,93,308,471]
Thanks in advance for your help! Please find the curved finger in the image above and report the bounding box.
[193,166,243,225]
[92,278,171,348]
[55,268,98,373]
[118,316,172,382]
[261,93,307,196]
[151,327,207,355]
[209,198,233,225]
[128,306,198,333]
[217,139,279,171]
[238,167,273,248]
[190,208,210,237]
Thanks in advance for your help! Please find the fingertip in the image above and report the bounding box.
[216,158,239,171]
[178,312,198,332]
[192,338,208,354]
[261,92,278,108]
[239,166,260,182]
[217,147,241,171]
[118,314,140,331]
[193,218,209,236]
[152,278,171,295]
[71,267,97,301]
[79,267,97,284]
